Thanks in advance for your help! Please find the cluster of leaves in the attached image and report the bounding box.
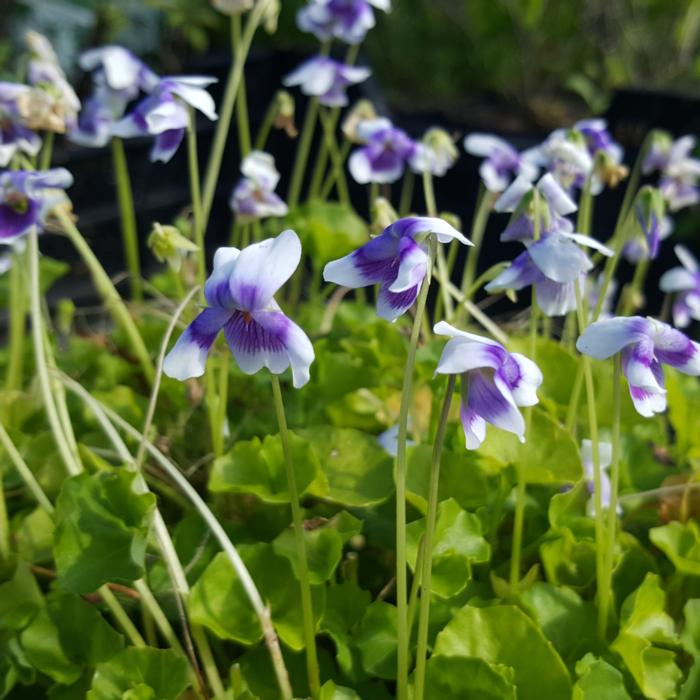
[2,202,700,700]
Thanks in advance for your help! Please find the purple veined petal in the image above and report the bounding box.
[537,173,578,216]
[559,232,613,257]
[150,128,185,163]
[659,266,696,293]
[240,150,281,189]
[500,214,535,243]
[355,117,394,142]
[494,175,533,212]
[501,352,542,407]
[527,233,593,284]
[110,111,148,139]
[460,402,487,450]
[648,319,700,375]
[388,236,428,293]
[349,143,404,184]
[164,77,218,121]
[465,369,526,444]
[18,168,74,195]
[204,247,241,308]
[229,229,301,311]
[628,382,667,417]
[576,316,650,360]
[675,244,699,274]
[479,161,510,193]
[376,280,421,321]
[434,337,505,376]
[389,216,471,246]
[323,231,398,288]
[622,339,664,396]
[0,197,41,242]
[485,249,543,293]
[535,277,579,317]
[673,291,700,328]
[163,307,232,380]
[144,96,190,134]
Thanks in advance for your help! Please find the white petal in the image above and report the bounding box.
[348,149,373,184]
[528,234,593,283]
[537,173,577,215]
[463,133,510,157]
[675,244,699,274]
[494,175,533,212]
[434,337,503,375]
[167,81,218,121]
[659,267,696,293]
[388,239,428,292]
[576,317,649,359]
[560,232,614,257]
[507,353,543,406]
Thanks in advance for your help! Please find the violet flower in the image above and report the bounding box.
[433,322,542,449]
[112,76,218,163]
[230,151,288,221]
[163,229,314,387]
[0,169,73,243]
[0,85,41,166]
[348,118,417,184]
[79,46,159,101]
[660,245,700,328]
[411,127,458,178]
[576,119,623,162]
[580,440,620,517]
[69,84,121,148]
[323,216,471,321]
[297,0,390,44]
[576,316,700,416]
[283,56,370,108]
[463,133,537,192]
[525,128,594,193]
[621,186,671,264]
[643,134,700,212]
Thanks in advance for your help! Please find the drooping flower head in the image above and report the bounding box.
[576,119,628,189]
[348,118,417,184]
[323,216,471,321]
[411,127,459,178]
[112,76,218,162]
[0,83,41,166]
[433,322,542,449]
[0,169,73,243]
[230,151,288,221]
[79,46,159,102]
[283,56,370,108]
[660,245,700,328]
[297,0,391,44]
[148,222,199,273]
[463,133,538,192]
[525,128,594,193]
[580,440,620,517]
[163,229,314,387]
[576,316,700,416]
[643,133,700,212]
[621,186,671,263]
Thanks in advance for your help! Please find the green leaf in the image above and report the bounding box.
[611,573,682,700]
[16,507,55,563]
[434,604,572,700]
[667,370,700,457]
[53,469,156,593]
[0,255,68,307]
[650,521,700,576]
[0,563,43,632]
[190,544,325,651]
[355,601,400,680]
[299,426,394,507]
[406,498,490,598]
[209,432,327,504]
[682,599,700,657]
[406,445,491,512]
[477,409,583,484]
[572,654,631,699]
[539,529,597,590]
[320,680,361,700]
[87,648,189,700]
[273,525,344,585]
[423,654,516,699]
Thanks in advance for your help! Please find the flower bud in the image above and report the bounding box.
[419,127,458,176]
[371,196,398,233]
[263,0,281,33]
[342,99,377,143]
[211,0,253,15]
[272,90,297,138]
[148,222,199,272]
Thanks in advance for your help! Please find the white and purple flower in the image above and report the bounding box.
[0,85,41,166]
[283,56,370,108]
[463,133,538,192]
[433,322,542,449]
[323,216,471,321]
[230,151,288,221]
[580,440,620,517]
[576,316,700,416]
[163,229,314,387]
[660,245,700,328]
[0,168,73,243]
[643,134,700,212]
[112,76,218,163]
[411,127,458,178]
[297,0,390,44]
[348,118,417,184]
[79,45,159,101]
[525,128,594,193]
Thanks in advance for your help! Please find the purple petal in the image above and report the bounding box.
[535,277,579,317]
[460,403,487,450]
[376,281,421,321]
[576,316,649,360]
[485,250,543,293]
[527,233,593,284]
[650,321,700,374]
[388,236,428,292]
[150,128,185,163]
[324,231,398,288]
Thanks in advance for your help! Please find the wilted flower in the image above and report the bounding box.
[411,127,458,177]
[163,229,315,387]
[580,440,620,517]
[0,84,41,166]
[297,0,390,45]
[0,169,72,243]
[341,99,377,143]
[283,56,370,108]
[463,133,537,192]
[323,216,471,321]
[643,133,700,212]
[148,222,199,272]
[433,322,542,449]
[230,151,288,221]
[576,316,700,416]
[211,0,253,15]
[112,76,218,162]
[659,245,700,328]
[348,118,417,184]
[271,90,297,138]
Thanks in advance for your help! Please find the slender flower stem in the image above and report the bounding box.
[620,258,649,316]
[231,15,252,158]
[399,170,415,216]
[574,283,607,640]
[5,246,27,393]
[320,141,351,201]
[423,171,452,319]
[600,354,622,637]
[99,585,146,647]
[395,243,434,700]
[287,97,320,208]
[133,580,186,656]
[0,477,8,564]
[111,137,142,301]
[201,0,272,233]
[254,98,277,151]
[38,131,54,170]
[414,375,456,700]
[318,108,350,206]
[187,110,206,291]
[460,185,494,298]
[28,230,81,476]
[55,208,154,384]
[270,374,320,699]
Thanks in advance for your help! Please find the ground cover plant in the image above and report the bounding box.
[2,2,700,699]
